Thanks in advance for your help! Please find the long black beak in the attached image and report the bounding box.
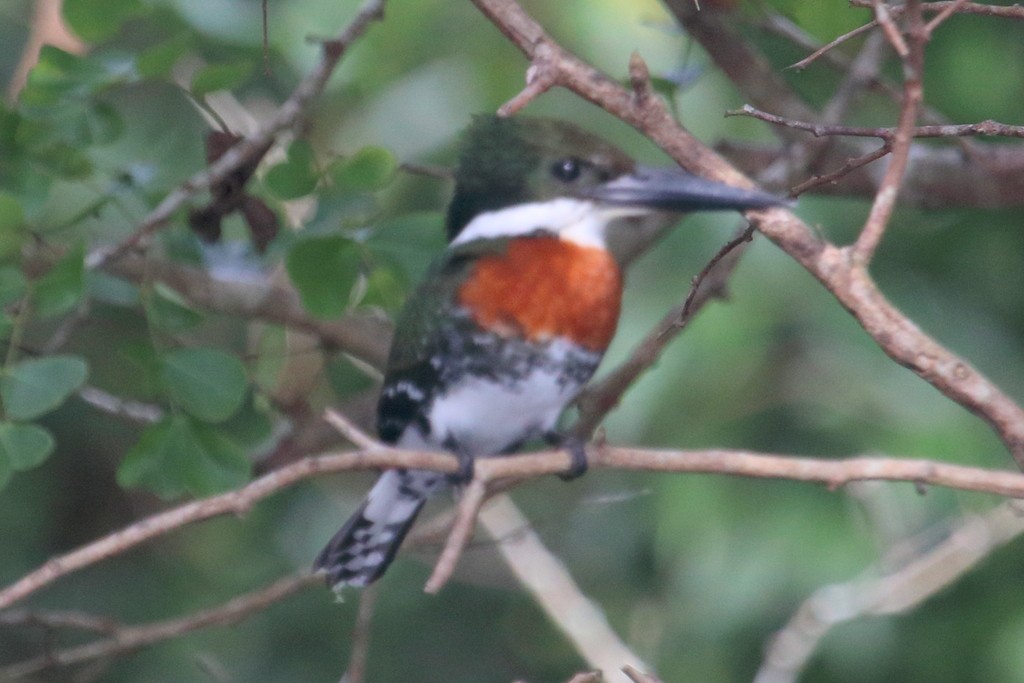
[587,165,789,213]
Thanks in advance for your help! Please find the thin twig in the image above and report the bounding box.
[7,445,1024,609]
[754,500,1024,683]
[423,478,489,593]
[565,672,603,683]
[341,583,379,683]
[924,0,973,33]
[0,573,318,680]
[679,225,755,322]
[727,106,1024,140]
[481,495,651,675]
[849,0,1024,19]
[787,20,880,72]
[324,408,380,450]
[77,385,164,424]
[873,0,910,57]
[471,0,1024,464]
[574,225,751,438]
[854,0,926,263]
[789,144,891,196]
[622,665,664,683]
[0,609,120,634]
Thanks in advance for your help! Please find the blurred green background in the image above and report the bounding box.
[2,0,1024,681]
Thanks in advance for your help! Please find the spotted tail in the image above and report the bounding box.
[314,469,447,589]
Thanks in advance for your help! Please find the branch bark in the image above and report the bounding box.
[5,443,1024,610]
[468,0,1024,467]
[0,573,318,680]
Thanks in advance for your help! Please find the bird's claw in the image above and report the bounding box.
[545,432,588,481]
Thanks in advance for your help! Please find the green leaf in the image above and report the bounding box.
[19,47,87,106]
[161,348,247,423]
[0,422,55,471]
[264,139,319,200]
[0,313,12,342]
[0,355,88,421]
[84,101,124,145]
[137,34,191,79]
[0,267,27,307]
[117,414,250,498]
[19,46,132,106]
[358,264,407,311]
[0,193,25,261]
[216,398,273,451]
[286,235,362,318]
[330,146,397,193]
[190,61,253,97]
[33,242,85,317]
[31,140,94,179]
[326,356,375,397]
[118,340,163,396]
[63,0,143,43]
[145,283,203,332]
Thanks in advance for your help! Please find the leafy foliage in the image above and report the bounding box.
[0,0,1023,682]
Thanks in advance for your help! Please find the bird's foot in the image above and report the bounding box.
[544,431,588,481]
[451,447,475,485]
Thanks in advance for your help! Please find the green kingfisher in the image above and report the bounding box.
[314,115,786,590]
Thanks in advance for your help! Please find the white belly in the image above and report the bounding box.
[401,338,598,457]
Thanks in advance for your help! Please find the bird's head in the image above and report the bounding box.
[446,115,786,249]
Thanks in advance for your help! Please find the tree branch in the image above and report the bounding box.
[755,500,1024,683]
[853,0,926,264]
[0,573,318,680]
[849,0,1024,20]
[728,106,1024,140]
[6,444,1024,610]
[468,0,1024,468]
[481,495,652,675]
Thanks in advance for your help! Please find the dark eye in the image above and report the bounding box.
[551,158,582,182]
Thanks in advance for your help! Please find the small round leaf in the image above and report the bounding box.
[0,355,89,421]
[161,348,247,423]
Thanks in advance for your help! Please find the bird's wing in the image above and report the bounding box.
[376,239,507,444]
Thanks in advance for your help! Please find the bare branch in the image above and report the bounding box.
[850,0,1024,20]
[872,0,910,57]
[660,0,819,131]
[574,225,751,438]
[481,495,652,675]
[622,665,664,683]
[423,478,489,594]
[0,609,120,634]
[786,20,880,72]
[728,106,1024,140]
[324,408,381,450]
[923,0,974,33]
[0,573,317,680]
[565,673,604,683]
[789,144,891,196]
[341,584,379,683]
[466,0,1024,462]
[6,445,1024,609]
[854,0,926,264]
[755,500,1024,683]
[76,385,164,424]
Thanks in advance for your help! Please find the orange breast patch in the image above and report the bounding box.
[456,236,622,351]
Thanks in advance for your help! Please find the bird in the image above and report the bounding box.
[314,114,786,591]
